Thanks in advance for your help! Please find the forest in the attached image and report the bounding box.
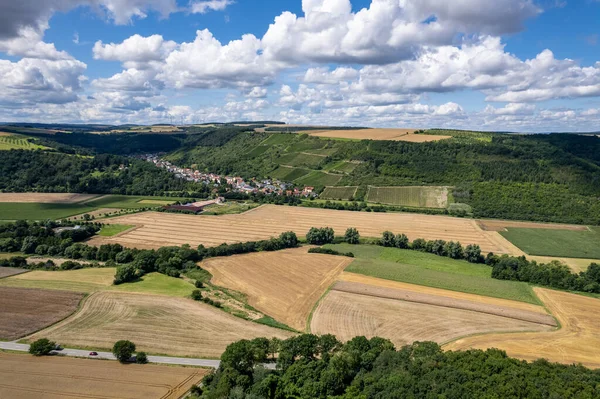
[194,334,600,398]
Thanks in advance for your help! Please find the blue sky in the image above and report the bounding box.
[0,0,599,131]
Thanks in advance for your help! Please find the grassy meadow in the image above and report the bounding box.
[501,227,600,259]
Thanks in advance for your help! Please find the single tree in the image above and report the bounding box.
[136,352,148,364]
[191,289,203,301]
[344,228,360,244]
[29,338,56,356]
[113,340,136,363]
[395,233,409,249]
[380,231,396,247]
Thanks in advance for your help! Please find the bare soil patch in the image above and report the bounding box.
[310,290,552,348]
[30,291,293,358]
[90,205,518,254]
[0,267,28,279]
[477,219,588,232]
[201,247,352,331]
[445,288,600,368]
[0,353,207,399]
[0,193,99,204]
[0,287,83,340]
[332,280,555,326]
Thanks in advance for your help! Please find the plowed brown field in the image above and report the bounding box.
[0,193,99,203]
[310,290,553,347]
[307,129,451,142]
[0,353,207,399]
[201,248,353,331]
[0,287,83,340]
[29,291,293,358]
[90,205,517,254]
[444,288,600,368]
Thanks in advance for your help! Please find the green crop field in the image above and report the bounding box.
[269,166,311,182]
[320,186,358,200]
[98,224,134,236]
[84,195,190,209]
[245,145,269,157]
[305,148,338,156]
[0,134,48,150]
[328,161,358,173]
[366,186,449,208]
[261,133,293,145]
[326,243,539,304]
[0,203,96,221]
[500,227,600,259]
[277,152,324,168]
[294,171,343,187]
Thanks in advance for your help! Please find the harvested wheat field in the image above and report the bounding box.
[445,288,600,368]
[477,219,588,232]
[91,205,517,254]
[0,193,99,203]
[528,256,599,273]
[0,353,207,399]
[30,291,293,358]
[201,247,353,330]
[308,128,451,142]
[0,287,83,340]
[310,289,553,348]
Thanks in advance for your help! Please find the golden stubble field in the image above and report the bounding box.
[310,274,555,348]
[0,193,99,203]
[29,291,293,358]
[307,128,452,142]
[201,247,353,331]
[91,205,518,254]
[0,353,207,399]
[444,288,600,369]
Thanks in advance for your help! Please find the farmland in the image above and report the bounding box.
[320,186,358,200]
[0,287,83,340]
[28,291,293,358]
[366,186,450,208]
[445,288,600,368]
[500,227,600,258]
[200,247,353,331]
[84,194,188,209]
[0,353,207,399]
[306,128,451,142]
[91,205,517,254]
[0,267,27,278]
[98,224,134,236]
[0,193,99,203]
[0,202,96,221]
[0,133,48,150]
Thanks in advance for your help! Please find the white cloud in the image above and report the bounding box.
[93,34,177,69]
[92,68,164,95]
[485,103,536,115]
[190,0,234,14]
[246,87,268,98]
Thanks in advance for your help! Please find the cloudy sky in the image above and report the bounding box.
[0,0,599,131]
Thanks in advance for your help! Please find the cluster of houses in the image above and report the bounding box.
[138,154,317,198]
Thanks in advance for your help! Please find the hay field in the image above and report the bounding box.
[308,129,451,142]
[445,288,600,369]
[310,290,552,348]
[91,205,517,254]
[0,193,99,203]
[528,256,599,273]
[0,353,207,399]
[366,186,449,208]
[201,248,353,330]
[30,291,293,358]
[0,287,83,340]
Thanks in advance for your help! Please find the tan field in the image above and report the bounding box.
[0,287,83,340]
[310,290,553,348]
[201,247,353,331]
[0,193,99,203]
[12,268,114,286]
[0,267,27,278]
[29,291,293,358]
[90,205,518,254]
[0,131,11,136]
[528,256,599,273]
[477,219,589,232]
[307,128,451,142]
[445,288,600,368]
[0,353,207,399]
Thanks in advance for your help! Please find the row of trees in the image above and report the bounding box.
[195,334,600,398]
[28,337,146,364]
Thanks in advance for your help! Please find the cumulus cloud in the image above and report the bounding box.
[190,0,235,14]
[93,34,177,68]
[92,68,164,95]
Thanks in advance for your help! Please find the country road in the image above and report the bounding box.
[0,342,221,368]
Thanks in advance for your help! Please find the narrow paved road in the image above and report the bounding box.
[0,342,221,368]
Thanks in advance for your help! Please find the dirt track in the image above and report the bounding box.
[90,205,519,254]
[444,288,600,368]
[30,291,293,358]
[0,353,207,399]
[201,247,352,331]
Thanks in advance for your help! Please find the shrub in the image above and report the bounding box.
[344,228,360,244]
[113,264,139,285]
[380,231,396,247]
[136,352,148,364]
[395,234,409,249]
[306,227,335,245]
[29,338,56,356]
[112,340,136,363]
[308,247,354,257]
[191,289,203,301]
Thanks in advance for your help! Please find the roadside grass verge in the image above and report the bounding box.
[500,227,600,259]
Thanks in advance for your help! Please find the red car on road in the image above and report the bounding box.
[89,352,98,356]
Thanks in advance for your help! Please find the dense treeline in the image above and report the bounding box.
[0,150,208,196]
[195,334,600,398]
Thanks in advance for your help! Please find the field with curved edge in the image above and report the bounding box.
[445,288,600,368]
[0,287,84,340]
[89,205,519,254]
[0,353,207,399]
[200,247,353,331]
[29,291,293,358]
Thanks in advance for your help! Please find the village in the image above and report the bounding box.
[138,154,318,198]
